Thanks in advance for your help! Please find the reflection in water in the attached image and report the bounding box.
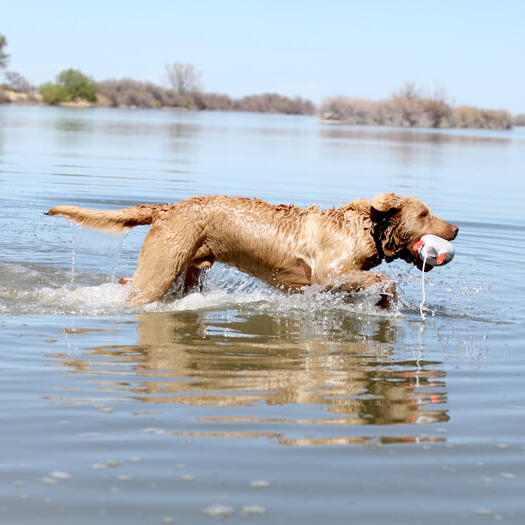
[50,110,204,157]
[54,117,95,133]
[319,125,512,171]
[319,125,512,146]
[50,310,448,446]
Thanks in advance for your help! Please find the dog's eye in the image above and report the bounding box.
[419,211,428,218]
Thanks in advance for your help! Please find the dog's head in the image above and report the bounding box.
[370,193,458,271]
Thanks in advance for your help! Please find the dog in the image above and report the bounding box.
[45,193,458,308]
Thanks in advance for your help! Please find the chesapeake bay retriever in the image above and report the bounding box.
[45,193,458,308]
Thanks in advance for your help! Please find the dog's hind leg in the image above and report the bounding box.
[183,266,205,293]
[182,255,215,294]
[128,223,200,305]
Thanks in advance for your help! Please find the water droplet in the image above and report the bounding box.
[50,471,71,480]
[201,504,234,518]
[78,432,102,439]
[242,505,265,515]
[41,477,57,485]
[250,479,270,488]
[475,508,492,515]
[143,427,166,435]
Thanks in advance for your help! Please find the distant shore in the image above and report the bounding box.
[320,95,517,130]
[1,85,523,130]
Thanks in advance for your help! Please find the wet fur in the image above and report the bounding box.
[46,193,458,307]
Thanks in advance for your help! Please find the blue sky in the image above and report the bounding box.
[3,0,524,113]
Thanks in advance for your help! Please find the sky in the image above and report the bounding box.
[2,0,525,113]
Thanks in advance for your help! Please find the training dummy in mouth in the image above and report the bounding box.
[413,234,455,269]
[413,234,456,320]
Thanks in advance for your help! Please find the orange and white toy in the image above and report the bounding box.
[413,234,455,268]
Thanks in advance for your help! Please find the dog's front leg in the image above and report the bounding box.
[321,270,397,309]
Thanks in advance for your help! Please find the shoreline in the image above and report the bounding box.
[1,89,521,130]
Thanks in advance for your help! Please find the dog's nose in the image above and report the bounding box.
[451,224,459,238]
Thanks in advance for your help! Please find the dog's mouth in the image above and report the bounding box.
[415,257,434,272]
[406,240,434,272]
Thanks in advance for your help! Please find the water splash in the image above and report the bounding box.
[419,253,428,321]
[111,231,129,282]
[0,256,487,321]
[69,223,78,287]
[0,260,403,318]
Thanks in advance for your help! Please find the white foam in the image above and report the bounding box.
[1,261,402,317]
[37,282,131,315]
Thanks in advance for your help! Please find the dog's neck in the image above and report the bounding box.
[371,220,406,264]
[371,224,389,263]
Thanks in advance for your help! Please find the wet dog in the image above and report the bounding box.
[46,193,458,307]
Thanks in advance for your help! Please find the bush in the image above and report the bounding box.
[0,88,9,104]
[451,106,512,129]
[320,86,513,130]
[39,82,69,104]
[514,114,525,127]
[97,79,163,108]
[233,93,315,115]
[39,69,97,104]
[96,79,314,114]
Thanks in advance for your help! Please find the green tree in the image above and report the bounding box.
[0,34,9,69]
[56,69,97,102]
[39,68,97,104]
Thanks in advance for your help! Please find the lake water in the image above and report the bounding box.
[1,105,524,524]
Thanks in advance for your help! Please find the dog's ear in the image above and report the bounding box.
[370,193,401,223]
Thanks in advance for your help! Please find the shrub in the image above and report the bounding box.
[0,88,9,104]
[39,82,69,104]
[514,114,525,126]
[320,85,513,130]
[234,93,315,115]
[96,79,314,114]
[97,79,162,108]
[39,69,97,104]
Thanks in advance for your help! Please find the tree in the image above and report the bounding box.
[393,81,421,100]
[39,68,97,104]
[0,34,9,69]
[56,69,97,101]
[392,81,424,127]
[5,71,34,93]
[165,62,202,94]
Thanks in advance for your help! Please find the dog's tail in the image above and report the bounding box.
[44,204,158,234]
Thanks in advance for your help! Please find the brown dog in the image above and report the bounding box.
[45,193,458,307]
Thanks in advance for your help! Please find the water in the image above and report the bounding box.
[1,105,524,524]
